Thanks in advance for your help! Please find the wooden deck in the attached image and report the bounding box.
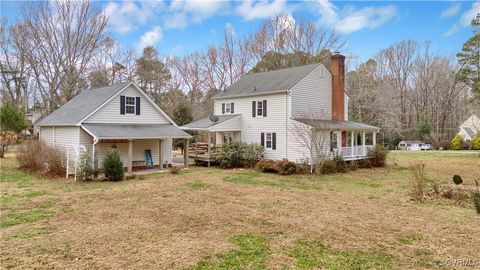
[188,143,217,165]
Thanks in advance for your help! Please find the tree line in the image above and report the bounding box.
[1,1,479,147]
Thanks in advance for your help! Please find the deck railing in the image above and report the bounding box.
[339,145,374,159]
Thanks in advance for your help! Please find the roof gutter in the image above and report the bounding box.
[213,89,288,100]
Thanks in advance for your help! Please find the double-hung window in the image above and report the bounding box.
[265,133,272,149]
[125,96,136,114]
[225,103,231,113]
[257,101,263,116]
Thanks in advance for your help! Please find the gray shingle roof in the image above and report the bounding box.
[82,123,191,139]
[36,82,131,126]
[463,127,476,138]
[180,114,240,130]
[293,118,379,131]
[215,63,322,99]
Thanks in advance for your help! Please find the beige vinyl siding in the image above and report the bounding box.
[97,139,171,167]
[39,126,54,147]
[79,128,93,152]
[345,93,349,121]
[84,85,170,124]
[290,64,332,119]
[210,116,242,132]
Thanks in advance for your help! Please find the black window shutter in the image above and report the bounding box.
[272,133,276,150]
[231,103,234,114]
[263,100,267,117]
[252,101,256,117]
[136,97,140,115]
[120,96,125,115]
[222,103,225,114]
[260,132,264,147]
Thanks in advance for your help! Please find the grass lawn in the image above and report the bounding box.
[1,151,479,269]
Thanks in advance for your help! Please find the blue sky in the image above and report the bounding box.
[1,0,479,65]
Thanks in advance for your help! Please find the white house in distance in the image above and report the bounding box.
[458,113,480,142]
[181,53,379,164]
[35,82,191,175]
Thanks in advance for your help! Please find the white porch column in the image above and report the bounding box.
[127,139,133,174]
[350,131,355,157]
[207,131,211,167]
[373,131,377,145]
[159,140,163,169]
[362,131,366,156]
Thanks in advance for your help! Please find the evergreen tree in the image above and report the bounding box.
[456,14,480,102]
[135,46,171,102]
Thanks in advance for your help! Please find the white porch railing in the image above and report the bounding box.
[338,145,375,159]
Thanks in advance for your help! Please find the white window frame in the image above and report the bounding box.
[265,132,272,149]
[125,96,136,114]
[257,101,263,116]
[225,103,231,114]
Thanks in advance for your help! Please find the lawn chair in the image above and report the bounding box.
[144,149,154,169]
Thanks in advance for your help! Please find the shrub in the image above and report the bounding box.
[410,163,428,202]
[255,159,278,173]
[170,166,180,175]
[357,158,372,168]
[473,180,480,214]
[348,161,358,171]
[452,174,463,185]
[333,155,347,173]
[16,140,65,176]
[103,148,124,181]
[435,140,451,150]
[367,145,389,167]
[216,142,264,169]
[472,135,480,150]
[451,134,462,150]
[77,150,94,181]
[276,159,298,175]
[320,160,337,174]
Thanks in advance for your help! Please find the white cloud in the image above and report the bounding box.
[164,0,227,29]
[441,3,461,19]
[315,1,397,34]
[104,1,163,34]
[460,1,480,26]
[137,26,163,50]
[444,24,460,36]
[236,0,288,21]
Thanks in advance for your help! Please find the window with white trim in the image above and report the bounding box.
[257,101,263,116]
[125,96,136,114]
[265,132,272,149]
[225,103,231,113]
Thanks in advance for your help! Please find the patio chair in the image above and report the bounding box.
[144,149,154,169]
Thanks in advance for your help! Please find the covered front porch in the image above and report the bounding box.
[180,115,242,166]
[81,123,191,176]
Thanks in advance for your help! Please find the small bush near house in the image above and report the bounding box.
[435,140,451,150]
[103,148,124,181]
[451,134,463,150]
[77,151,94,181]
[410,163,428,202]
[170,166,180,175]
[321,160,337,174]
[452,174,463,185]
[473,181,480,214]
[358,158,372,168]
[472,135,480,150]
[367,145,389,167]
[16,140,65,176]
[348,161,358,171]
[255,159,278,173]
[216,142,264,169]
[333,155,347,173]
[276,159,298,175]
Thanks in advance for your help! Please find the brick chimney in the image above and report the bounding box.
[330,52,345,122]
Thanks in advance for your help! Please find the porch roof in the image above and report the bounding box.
[180,114,241,131]
[82,123,191,140]
[293,119,379,131]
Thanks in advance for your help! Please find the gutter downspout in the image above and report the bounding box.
[92,137,99,179]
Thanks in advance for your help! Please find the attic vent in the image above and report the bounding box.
[209,115,219,123]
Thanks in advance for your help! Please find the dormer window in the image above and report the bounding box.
[125,96,136,114]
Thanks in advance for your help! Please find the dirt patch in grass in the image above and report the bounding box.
[1,152,479,269]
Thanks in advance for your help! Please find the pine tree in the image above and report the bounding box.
[456,14,480,102]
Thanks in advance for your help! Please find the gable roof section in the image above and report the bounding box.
[82,123,191,139]
[294,118,379,131]
[180,114,241,131]
[215,63,322,99]
[462,127,476,138]
[36,82,131,126]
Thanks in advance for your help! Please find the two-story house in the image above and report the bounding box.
[181,53,379,164]
[36,82,191,175]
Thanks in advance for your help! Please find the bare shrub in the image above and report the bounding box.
[410,163,428,202]
[17,140,65,176]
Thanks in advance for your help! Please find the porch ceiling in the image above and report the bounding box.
[293,118,379,131]
[82,123,191,140]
